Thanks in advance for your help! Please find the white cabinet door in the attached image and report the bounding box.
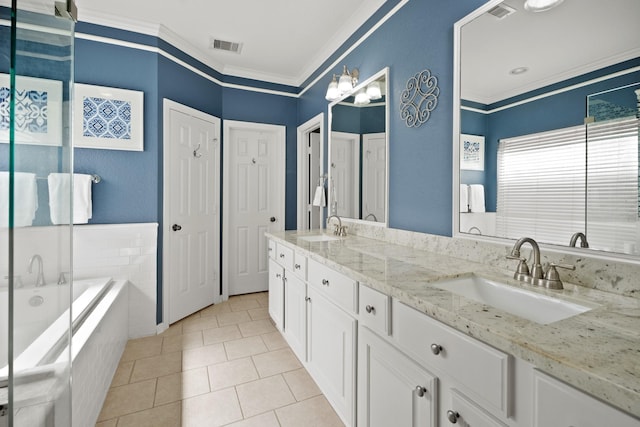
[358,326,437,427]
[533,370,640,427]
[307,286,356,427]
[446,391,508,427]
[268,258,284,330]
[284,273,306,361]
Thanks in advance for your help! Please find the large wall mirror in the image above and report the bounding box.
[454,0,640,256]
[329,67,389,225]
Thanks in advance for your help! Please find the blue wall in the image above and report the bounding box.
[299,0,486,236]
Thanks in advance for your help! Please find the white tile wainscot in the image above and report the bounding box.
[74,223,158,338]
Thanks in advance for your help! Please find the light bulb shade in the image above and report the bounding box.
[338,73,353,94]
[325,77,339,101]
[354,90,370,106]
[524,0,564,12]
[366,81,382,100]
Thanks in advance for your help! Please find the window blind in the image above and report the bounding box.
[496,117,639,253]
[586,117,639,254]
[496,125,586,246]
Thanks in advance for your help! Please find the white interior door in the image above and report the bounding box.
[163,99,220,324]
[330,131,359,218]
[224,121,285,296]
[362,132,386,223]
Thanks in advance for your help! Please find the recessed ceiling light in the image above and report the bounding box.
[509,67,529,75]
[524,0,564,12]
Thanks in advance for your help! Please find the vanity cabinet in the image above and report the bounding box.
[307,285,357,426]
[533,370,640,427]
[358,325,437,427]
[268,258,284,330]
[393,299,511,419]
[284,272,307,360]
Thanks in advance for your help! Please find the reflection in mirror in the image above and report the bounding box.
[329,68,388,224]
[456,0,640,255]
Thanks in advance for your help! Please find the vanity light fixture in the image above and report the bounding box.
[524,0,564,12]
[326,65,359,101]
[325,75,340,101]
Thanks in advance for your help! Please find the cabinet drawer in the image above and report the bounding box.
[448,390,507,427]
[393,300,510,418]
[268,239,276,259]
[293,251,307,281]
[533,370,640,427]
[276,243,294,270]
[359,284,391,336]
[308,258,357,314]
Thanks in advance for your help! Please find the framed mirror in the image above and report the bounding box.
[329,67,389,225]
[454,0,640,256]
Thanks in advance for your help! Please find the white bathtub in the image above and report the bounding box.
[0,278,129,427]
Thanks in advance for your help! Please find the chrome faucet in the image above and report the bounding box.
[507,237,543,285]
[569,232,589,248]
[28,254,46,287]
[507,237,575,289]
[327,214,347,236]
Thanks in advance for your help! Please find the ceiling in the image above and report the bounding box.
[73,0,388,87]
[461,0,640,105]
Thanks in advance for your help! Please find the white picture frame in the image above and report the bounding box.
[74,83,144,151]
[460,133,485,171]
[0,73,63,146]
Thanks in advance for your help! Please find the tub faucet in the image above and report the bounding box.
[28,254,46,287]
[507,237,543,285]
[327,214,347,236]
[569,232,589,248]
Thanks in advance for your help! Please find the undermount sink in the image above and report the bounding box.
[431,275,592,324]
[298,234,341,242]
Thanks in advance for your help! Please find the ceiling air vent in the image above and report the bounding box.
[210,38,243,54]
[487,3,516,19]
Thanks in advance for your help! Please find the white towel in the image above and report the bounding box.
[468,184,485,213]
[459,184,469,213]
[312,185,326,207]
[0,171,38,227]
[48,173,93,224]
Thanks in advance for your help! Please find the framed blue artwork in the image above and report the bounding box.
[460,134,485,171]
[74,83,144,151]
[0,73,63,146]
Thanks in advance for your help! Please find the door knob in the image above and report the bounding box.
[172,224,182,231]
[270,217,277,222]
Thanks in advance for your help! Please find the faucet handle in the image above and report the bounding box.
[506,255,530,280]
[540,263,575,290]
[549,263,575,271]
[4,275,23,288]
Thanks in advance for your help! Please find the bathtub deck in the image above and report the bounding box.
[95,291,344,427]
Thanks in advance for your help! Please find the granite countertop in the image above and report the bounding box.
[266,230,640,419]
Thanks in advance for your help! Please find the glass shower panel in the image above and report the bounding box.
[586,83,640,255]
[1,2,75,425]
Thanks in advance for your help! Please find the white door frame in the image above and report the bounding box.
[161,98,221,332]
[222,120,286,300]
[297,113,324,230]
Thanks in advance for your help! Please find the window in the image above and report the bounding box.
[496,117,639,253]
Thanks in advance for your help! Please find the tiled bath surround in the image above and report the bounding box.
[1,222,158,338]
[345,221,640,299]
[73,223,158,338]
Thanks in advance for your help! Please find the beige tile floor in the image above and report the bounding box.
[96,292,345,427]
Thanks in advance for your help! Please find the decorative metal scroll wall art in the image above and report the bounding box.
[399,69,440,128]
